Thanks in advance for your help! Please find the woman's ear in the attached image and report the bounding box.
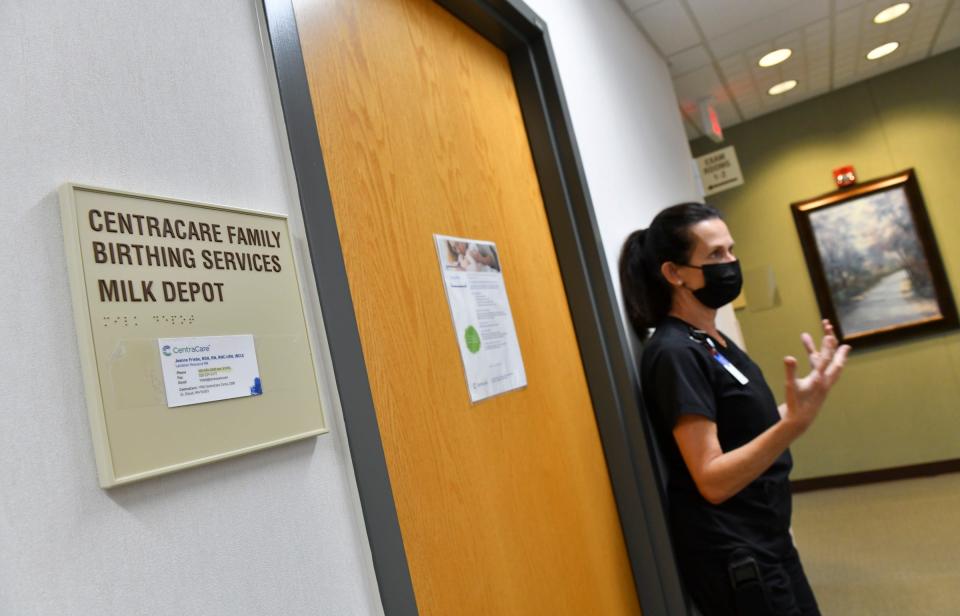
[661,261,684,287]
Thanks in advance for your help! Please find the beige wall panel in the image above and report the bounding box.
[61,185,327,486]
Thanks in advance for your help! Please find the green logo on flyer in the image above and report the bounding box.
[464,326,481,353]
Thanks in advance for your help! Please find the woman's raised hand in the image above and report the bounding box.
[782,319,851,433]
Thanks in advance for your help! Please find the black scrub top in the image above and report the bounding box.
[640,316,793,561]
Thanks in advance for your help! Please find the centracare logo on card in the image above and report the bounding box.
[162,344,211,356]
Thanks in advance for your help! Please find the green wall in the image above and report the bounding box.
[691,49,960,480]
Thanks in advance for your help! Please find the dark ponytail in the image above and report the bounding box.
[618,203,722,341]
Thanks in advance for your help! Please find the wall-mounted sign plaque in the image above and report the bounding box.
[60,184,327,487]
[695,145,744,196]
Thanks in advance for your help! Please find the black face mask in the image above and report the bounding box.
[684,260,743,309]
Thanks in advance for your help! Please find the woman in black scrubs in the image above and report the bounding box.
[619,203,850,616]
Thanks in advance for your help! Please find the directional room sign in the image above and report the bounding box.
[695,145,745,196]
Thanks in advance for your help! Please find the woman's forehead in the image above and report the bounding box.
[689,218,733,249]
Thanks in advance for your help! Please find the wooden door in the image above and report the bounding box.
[293,0,641,613]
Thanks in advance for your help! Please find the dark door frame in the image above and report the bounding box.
[260,0,688,614]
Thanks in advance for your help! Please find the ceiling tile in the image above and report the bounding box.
[806,34,831,52]
[915,19,942,37]
[673,64,743,126]
[772,30,805,50]
[744,42,774,64]
[760,95,794,113]
[754,71,787,90]
[805,18,831,36]
[835,5,863,30]
[932,3,960,54]
[902,48,930,63]
[667,45,713,75]
[835,0,866,11]
[635,0,702,55]
[835,73,859,88]
[808,66,830,81]
[904,38,932,55]
[707,0,831,58]
[673,64,725,99]
[644,0,960,136]
[724,72,756,101]
[717,54,748,76]
[738,100,762,119]
[807,80,830,94]
[932,32,960,54]
[920,0,951,13]
[807,47,830,63]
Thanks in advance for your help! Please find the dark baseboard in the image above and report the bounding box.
[791,458,960,493]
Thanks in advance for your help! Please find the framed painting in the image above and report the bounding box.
[791,169,958,347]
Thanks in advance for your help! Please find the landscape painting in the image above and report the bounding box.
[791,170,958,346]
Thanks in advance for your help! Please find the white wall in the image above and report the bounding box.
[522,0,698,284]
[519,0,746,345]
[0,1,381,614]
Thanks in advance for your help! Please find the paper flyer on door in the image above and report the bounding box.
[434,234,527,403]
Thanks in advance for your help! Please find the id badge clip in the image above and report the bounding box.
[690,329,750,386]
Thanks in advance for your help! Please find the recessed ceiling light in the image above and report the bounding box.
[873,3,911,24]
[768,79,798,96]
[867,41,900,60]
[758,48,792,68]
